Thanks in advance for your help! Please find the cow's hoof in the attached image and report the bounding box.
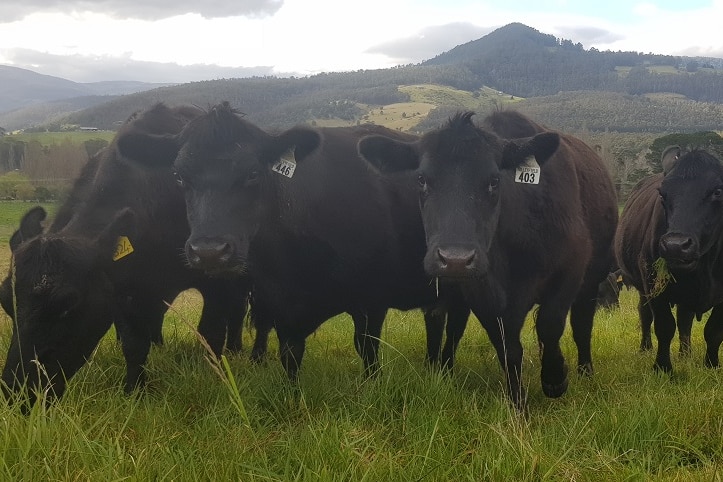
[542,377,568,398]
[577,362,593,377]
[542,363,569,398]
[653,362,673,374]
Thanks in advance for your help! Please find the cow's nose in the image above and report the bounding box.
[659,233,697,261]
[187,239,233,268]
[435,246,478,275]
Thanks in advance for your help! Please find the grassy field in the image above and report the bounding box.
[0,201,57,245]
[307,84,522,132]
[0,202,722,480]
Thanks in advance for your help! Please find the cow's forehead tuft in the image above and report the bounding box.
[667,149,722,180]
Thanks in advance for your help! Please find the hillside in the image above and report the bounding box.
[0,65,173,121]
[1,23,722,134]
[424,22,722,101]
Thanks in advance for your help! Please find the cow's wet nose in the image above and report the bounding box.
[659,233,697,261]
[435,246,478,276]
[187,238,233,268]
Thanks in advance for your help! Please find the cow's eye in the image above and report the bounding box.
[712,187,723,200]
[488,176,500,192]
[173,171,184,188]
[417,174,427,188]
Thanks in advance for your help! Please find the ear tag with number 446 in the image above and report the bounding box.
[515,156,540,185]
[271,151,297,178]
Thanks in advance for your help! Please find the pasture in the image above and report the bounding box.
[0,202,721,480]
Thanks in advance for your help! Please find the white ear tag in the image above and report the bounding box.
[515,156,540,185]
[271,151,297,178]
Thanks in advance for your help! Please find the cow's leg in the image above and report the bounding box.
[703,304,723,368]
[277,329,305,381]
[116,299,166,394]
[197,279,250,357]
[676,306,694,357]
[250,322,272,363]
[352,307,387,377]
[478,313,526,411]
[248,291,274,363]
[223,294,248,354]
[536,302,570,398]
[440,289,470,370]
[150,317,164,346]
[650,296,676,373]
[570,285,598,377]
[422,303,446,366]
[639,295,654,351]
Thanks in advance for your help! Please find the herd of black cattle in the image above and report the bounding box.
[1,101,722,412]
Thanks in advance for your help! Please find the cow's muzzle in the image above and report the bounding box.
[659,232,699,271]
[187,237,234,271]
[430,245,481,277]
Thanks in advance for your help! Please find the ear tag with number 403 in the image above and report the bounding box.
[271,151,297,178]
[515,156,540,185]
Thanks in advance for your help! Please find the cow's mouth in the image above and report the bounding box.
[201,261,250,278]
[666,257,698,272]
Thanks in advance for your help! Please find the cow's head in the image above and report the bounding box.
[359,111,559,278]
[1,207,135,406]
[117,102,321,275]
[658,146,723,272]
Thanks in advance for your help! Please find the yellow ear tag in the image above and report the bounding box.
[113,236,134,261]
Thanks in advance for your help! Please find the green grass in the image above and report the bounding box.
[0,203,722,480]
[1,294,722,480]
[0,201,57,245]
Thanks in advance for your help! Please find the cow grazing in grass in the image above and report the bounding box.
[358,110,618,410]
[615,146,723,372]
[116,101,469,380]
[596,269,624,311]
[0,103,265,407]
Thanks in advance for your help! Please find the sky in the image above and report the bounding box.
[1,0,722,84]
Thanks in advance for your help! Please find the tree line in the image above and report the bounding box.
[0,136,105,200]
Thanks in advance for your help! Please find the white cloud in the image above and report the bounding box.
[0,0,721,83]
[1,0,284,22]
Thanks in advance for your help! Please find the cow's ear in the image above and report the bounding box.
[500,132,560,169]
[358,135,420,173]
[116,132,180,168]
[266,127,321,165]
[10,207,47,252]
[94,208,136,261]
[661,145,682,175]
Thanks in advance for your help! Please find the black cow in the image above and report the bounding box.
[116,102,469,380]
[615,146,723,372]
[596,269,624,311]
[0,103,267,406]
[358,110,618,410]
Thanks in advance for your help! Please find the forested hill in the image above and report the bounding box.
[6,22,723,134]
[424,23,722,101]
